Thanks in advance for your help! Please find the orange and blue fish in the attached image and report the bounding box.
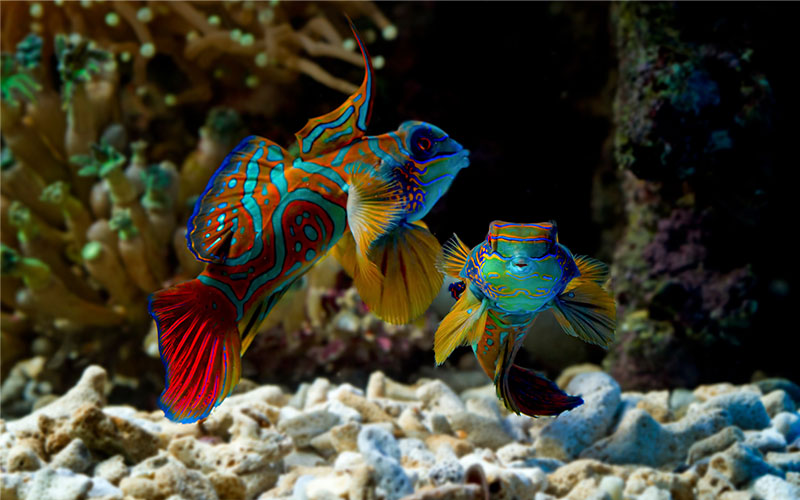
[149,22,470,423]
[434,221,616,416]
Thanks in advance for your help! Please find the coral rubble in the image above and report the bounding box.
[2,364,798,499]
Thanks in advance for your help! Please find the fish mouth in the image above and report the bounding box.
[454,149,470,169]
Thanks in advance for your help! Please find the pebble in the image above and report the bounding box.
[3,364,797,500]
[534,372,621,460]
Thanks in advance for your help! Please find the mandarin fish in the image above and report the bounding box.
[434,221,616,417]
[149,21,469,423]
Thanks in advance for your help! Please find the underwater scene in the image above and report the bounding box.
[1,1,799,499]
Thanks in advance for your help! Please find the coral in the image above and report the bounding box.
[0,1,402,418]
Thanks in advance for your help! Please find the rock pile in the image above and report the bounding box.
[1,366,798,499]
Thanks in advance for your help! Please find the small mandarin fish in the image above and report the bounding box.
[435,221,616,417]
[149,20,469,423]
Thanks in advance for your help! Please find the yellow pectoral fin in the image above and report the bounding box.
[356,221,444,325]
[569,255,610,290]
[433,288,488,365]
[436,234,471,280]
[346,169,402,292]
[553,280,616,347]
[331,229,357,279]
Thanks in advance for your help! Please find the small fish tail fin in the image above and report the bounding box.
[149,279,241,423]
[436,234,470,279]
[500,364,583,417]
[433,288,488,365]
[553,279,616,348]
[356,220,444,324]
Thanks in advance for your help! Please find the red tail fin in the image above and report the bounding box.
[148,280,241,423]
[500,364,583,417]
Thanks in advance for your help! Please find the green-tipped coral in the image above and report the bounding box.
[54,33,113,109]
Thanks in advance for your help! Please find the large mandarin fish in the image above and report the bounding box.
[149,22,469,423]
[435,221,616,416]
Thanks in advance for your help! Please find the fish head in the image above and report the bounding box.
[478,221,566,312]
[385,121,469,221]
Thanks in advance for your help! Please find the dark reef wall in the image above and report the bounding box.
[606,2,798,389]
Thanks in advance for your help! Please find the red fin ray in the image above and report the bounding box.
[149,280,241,423]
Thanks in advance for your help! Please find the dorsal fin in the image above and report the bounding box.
[436,234,471,279]
[294,18,375,160]
[187,135,293,264]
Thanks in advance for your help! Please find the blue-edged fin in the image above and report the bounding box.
[436,234,470,280]
[149,279,242,423]
[187,135,292,264]
[295,19,374,160]
[433,287,488,364]
[552,280,616,347]
[349,219,442,324]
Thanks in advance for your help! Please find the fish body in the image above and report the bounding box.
[435,221,615,417]
[150,21,469,423]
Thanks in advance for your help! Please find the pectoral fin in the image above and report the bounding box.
[436,234,471,279]
[433,287,488,365]
[346,168,402,295]
[568,255,610,289]
[552,280,616,347]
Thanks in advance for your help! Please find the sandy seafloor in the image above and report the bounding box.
[1,364,798,500]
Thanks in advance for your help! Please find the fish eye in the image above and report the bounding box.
[409,128,437,160]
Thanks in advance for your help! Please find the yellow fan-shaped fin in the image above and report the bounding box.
[436,234,470,280]
[330,229,357,278]
[553,280,616,347]
[356,221,443,324]
[346,169,403,292]
[569,255,610,290]
[433,287,488,365]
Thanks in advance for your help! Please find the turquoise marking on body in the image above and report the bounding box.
[389,132,410,156]
[270,163,288,196]
[292,159,348,190]
[294,242,302,252]
[304,225,318,241]
[305,249,316,261]
[198,275,243,318]
[225,146,266,266]
[295,215,302,225]
[326,126,353,144]
[331,145,352,167]
[228,179,237,188]
[240,189,346,307]
[267,145,284,161]
[367,138,396,166]
[486,338,494,346]
[303,106,355,154]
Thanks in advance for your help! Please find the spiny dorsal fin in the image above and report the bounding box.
[187,136,292,264]
[294,18,375,160]
[553,280,616,348]
[436,234,471,279]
